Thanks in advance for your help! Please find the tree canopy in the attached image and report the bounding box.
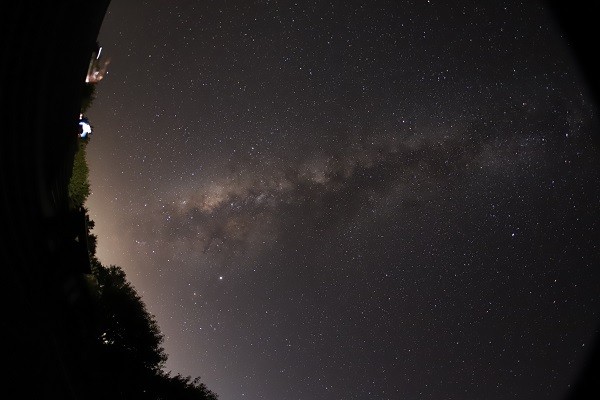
[87,260,218,399]
[66,106,217,398]
[68,139,90,208]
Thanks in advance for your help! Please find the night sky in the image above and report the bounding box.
[86,1,600,399]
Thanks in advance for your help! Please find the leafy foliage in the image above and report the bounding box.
[66,114,217,398]
[84,259,217,399]
[91,261,167,371]
[68,140,90,208]
[153,372,219,400]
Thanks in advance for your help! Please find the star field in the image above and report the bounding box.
[87,1,600,399]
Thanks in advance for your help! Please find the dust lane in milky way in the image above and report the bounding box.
[86,1,600,399]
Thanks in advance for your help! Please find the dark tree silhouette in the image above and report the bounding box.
[152,372,219,400]
[92,261,167,371]
[87,257,217,399]
[85,214,98,257]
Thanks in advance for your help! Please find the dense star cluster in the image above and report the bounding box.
[87,1,599,399]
